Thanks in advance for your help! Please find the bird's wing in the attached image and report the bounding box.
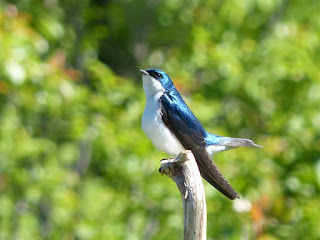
[160,92,239,200]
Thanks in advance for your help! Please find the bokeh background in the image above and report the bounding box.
[1,0,320,239]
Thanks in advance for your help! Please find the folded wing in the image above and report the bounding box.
[160,92,239,200]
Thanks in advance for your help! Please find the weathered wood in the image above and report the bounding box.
[159,150,207,240]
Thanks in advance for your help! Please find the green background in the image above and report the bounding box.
[1,0,319,239]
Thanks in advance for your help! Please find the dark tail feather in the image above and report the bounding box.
[192,148,239,200]
[220,137,263,148]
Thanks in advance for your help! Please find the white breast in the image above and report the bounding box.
[141,97,185,156]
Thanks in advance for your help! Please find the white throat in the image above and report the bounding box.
[142,74,165,100]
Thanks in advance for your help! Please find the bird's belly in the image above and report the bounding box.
[142,99,184,156]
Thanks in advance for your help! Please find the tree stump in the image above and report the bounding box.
[159,150,207,240]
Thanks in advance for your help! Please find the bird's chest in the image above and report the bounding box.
[141,98,184,156]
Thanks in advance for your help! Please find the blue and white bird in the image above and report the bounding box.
[140,69,262,200]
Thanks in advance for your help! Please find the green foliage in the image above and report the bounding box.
[0,0,319,239]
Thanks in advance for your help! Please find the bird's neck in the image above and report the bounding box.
[142,78,165,100]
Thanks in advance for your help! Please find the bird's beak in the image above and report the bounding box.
[140,69,149,75]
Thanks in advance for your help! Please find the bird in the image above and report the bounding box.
[140,68,262,200]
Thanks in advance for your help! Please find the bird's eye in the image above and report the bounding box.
[155,72,162,78]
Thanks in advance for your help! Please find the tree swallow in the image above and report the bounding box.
[140,69,262,200]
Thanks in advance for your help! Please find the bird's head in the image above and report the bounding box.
[140,69,173,99]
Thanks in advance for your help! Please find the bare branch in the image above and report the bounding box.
[160,150,207,240]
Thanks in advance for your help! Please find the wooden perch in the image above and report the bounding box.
[159,150,207,240]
